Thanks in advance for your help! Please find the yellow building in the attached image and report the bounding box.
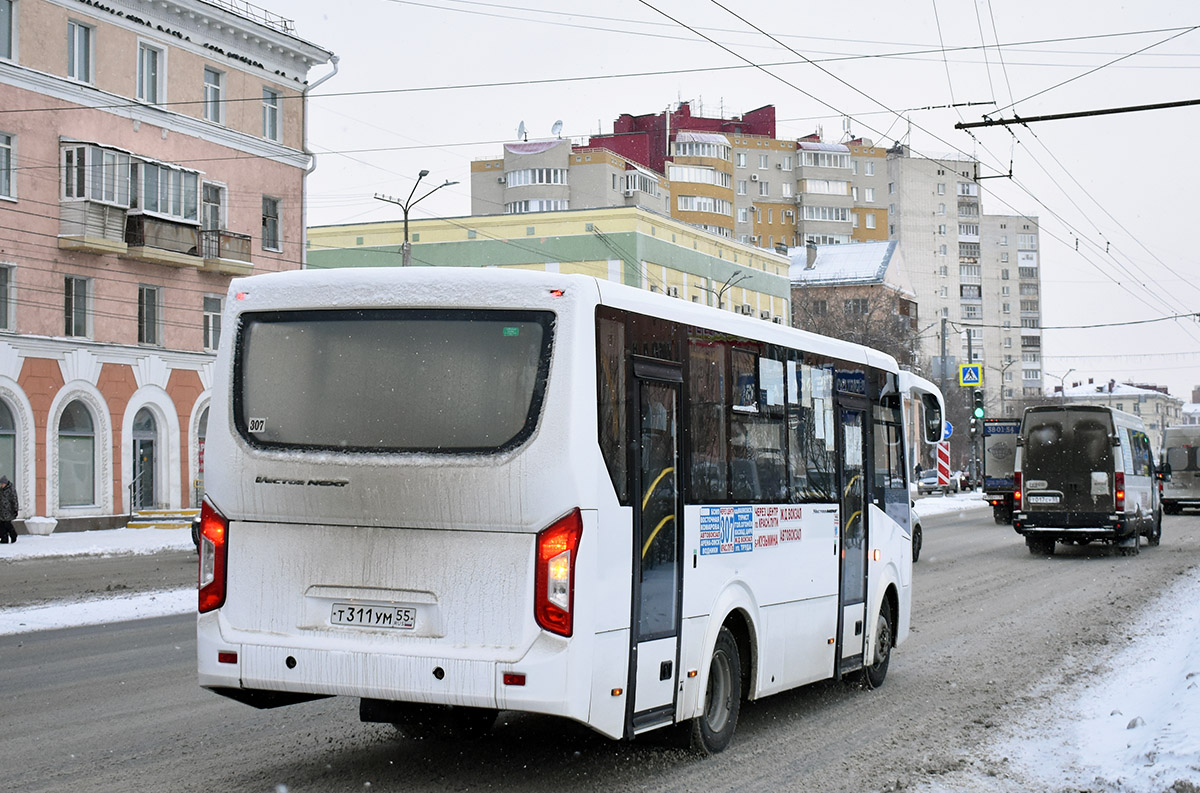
[307,206,792,323]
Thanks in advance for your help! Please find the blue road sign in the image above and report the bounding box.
[944,420,954,439]
[959,364,982,386]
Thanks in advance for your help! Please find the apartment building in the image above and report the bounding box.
[0,0,332,529]
[886,145,1042,415]
[848,138,888,242]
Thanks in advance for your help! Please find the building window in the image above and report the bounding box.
[1000,252,1009,262]
[262,87,280,141]
[0,132,11,199]
[759,154,769,169]
[758,180,769,197]
[735,152,746,168]
[781,182,792,198]
[865,161,875,176]
[137,41,165,104]
[736,179,747,195]
[844,298,868,315]
[506,168,569,187]
[999,234,1008,246]
[781,155,792,170]
[137,285,161,345]
[67,20,93,83]
[201,182,224,233]
[676,195,732,215]
[865,213,876,229]
[1,0,12,60]
[961,284,981,299]
[962,304,981,320]
[1000,268,1010,280]
[937,183,946,195]
[203,67,224,124]
[737,207,748,223]
[58,401,95,507]
[864,187,874,203]
[203,295,222,351]
[810,300,827,317]
[0,264,11,330]
[64,276,87,337]
[261,196,281,251]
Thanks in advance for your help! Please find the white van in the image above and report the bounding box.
[1161,425,1200,514]
[1012,405,1161,556]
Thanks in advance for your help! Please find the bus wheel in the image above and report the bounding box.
[861,600,892,689]
[690,626,741,755]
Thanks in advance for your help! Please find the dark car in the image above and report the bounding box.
[191,513,201,551]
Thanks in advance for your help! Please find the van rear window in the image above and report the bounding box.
[1022,409,1114,481]
[234,309,554,453]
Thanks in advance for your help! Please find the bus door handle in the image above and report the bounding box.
[660,660,673,681]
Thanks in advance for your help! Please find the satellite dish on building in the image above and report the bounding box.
[517,121,527,141]
[551,120,563,138]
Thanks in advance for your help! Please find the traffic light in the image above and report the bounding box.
[972,389,985,420]
[969,416,978,436]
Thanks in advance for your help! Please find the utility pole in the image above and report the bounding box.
[374,170,459,267]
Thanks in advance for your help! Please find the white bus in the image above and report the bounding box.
[197,267,944,753]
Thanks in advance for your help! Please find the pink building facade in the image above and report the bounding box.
[0,0,333,529]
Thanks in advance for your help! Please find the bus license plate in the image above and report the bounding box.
[1028,495,1060,504]
[330,602,417,630]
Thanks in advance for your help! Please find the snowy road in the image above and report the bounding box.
[1,498,1197,793]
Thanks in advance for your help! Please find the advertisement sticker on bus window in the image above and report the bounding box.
[503,327,520,337]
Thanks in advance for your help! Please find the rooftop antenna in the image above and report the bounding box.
[841,115,852,142]
[551,120,563,138]
[517,120,527,141]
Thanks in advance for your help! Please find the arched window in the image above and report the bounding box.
[59,400,95,506]
[0,401,15,485]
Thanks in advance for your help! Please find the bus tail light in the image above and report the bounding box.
[1013,472,1022,507]
[1114,472,1125,511]
[198,499,229,614]
[535,509,582,637]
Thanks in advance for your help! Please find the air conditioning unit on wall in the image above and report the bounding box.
[749,173,760,182]
[623,189,635,197]
[497,177,506,184]
[739,304,753,315]
[667,286,680,297]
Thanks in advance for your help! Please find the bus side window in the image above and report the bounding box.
[687,339,728,502]
[596,315,628,504]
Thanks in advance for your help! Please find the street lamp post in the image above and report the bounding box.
[1051,368,1076,404]
[699,270,752,309]
[374,171,460,267]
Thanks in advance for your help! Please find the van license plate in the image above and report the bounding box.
[1028,495,1060,504]
[331,602,417,630]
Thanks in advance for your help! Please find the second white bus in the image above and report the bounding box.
[197,267,944,753]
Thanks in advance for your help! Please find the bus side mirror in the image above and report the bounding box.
[1110,434,1121,447]
[921,393,943,443]
[1015,436,1024,448]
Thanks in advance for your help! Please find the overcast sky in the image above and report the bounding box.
[284,0,1200,403]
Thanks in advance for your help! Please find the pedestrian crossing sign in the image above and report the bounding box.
[959,364,982,386]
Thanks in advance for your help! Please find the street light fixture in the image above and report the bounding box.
[700,270,752,310]
[1051,368,1076,404]
[374,171,460,267]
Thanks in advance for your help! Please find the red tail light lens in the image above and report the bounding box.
[534,509,582,637]
[198,499,229,614]
[1114,472,1125,511]
[1013,472,1022,505]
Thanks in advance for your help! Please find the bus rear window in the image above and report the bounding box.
[1022,410,1113,480]
[235,309,554,453]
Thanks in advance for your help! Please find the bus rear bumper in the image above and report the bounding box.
[197,614,627,739]
[1013,512,1132,542]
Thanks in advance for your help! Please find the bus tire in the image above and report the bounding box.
[861,599,892,689]
[690,626,741,755]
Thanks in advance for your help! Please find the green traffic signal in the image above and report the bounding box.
[972,389,985,419]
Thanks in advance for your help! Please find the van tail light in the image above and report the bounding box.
[535,509,582,637]
[1114,472,1125,511]
[198,499,230,614]
[1013,472,1022,506]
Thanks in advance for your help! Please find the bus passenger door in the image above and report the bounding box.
[628,360,682,733]
[837,402,869,674]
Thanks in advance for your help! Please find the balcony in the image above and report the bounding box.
[200,229,253,275]
[58,200,129,255]
[124,215,202,268]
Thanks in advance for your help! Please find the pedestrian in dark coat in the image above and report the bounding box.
[0,476,18,543]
